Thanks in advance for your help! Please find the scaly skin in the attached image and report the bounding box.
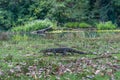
[40,47,86,55]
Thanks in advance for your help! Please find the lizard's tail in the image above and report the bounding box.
[71,49,86,54]
[78,51,86,54]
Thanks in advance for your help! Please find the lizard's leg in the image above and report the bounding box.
[53,51,57,56]
[71,52,74,55]
[54,52,57,56]
[62,51,66,56]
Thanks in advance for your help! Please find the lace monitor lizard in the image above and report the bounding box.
[40,47,86,55]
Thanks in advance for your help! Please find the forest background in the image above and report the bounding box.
[0,0,120,30]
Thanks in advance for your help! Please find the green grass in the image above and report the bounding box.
[0,31,120,80]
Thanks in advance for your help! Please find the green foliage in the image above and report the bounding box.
[0,10,14,30]
[114,71,120,79]
[96,21,117,30]
[4,54,13,62]
[0,0,120,30]
[11,19,54,32]
[12,34,28,42]
[79,22,91,28]
[64,22,91,28]
[64,22,79,28]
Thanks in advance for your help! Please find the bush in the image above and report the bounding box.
[64,22,79,28]
[79,22,91,28]
[11,19,55,32]
[64,22,91,28]
[96,21,117,30]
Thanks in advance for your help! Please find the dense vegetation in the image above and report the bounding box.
[0,0,120,30]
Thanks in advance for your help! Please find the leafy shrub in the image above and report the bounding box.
[64,22,73,28]
[64,22,79,28]
[96,21,117,30]
[79,22,91,28]
[64,22,91,28]
[11,19,55,32]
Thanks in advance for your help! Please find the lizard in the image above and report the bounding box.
[40,47,86,55]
